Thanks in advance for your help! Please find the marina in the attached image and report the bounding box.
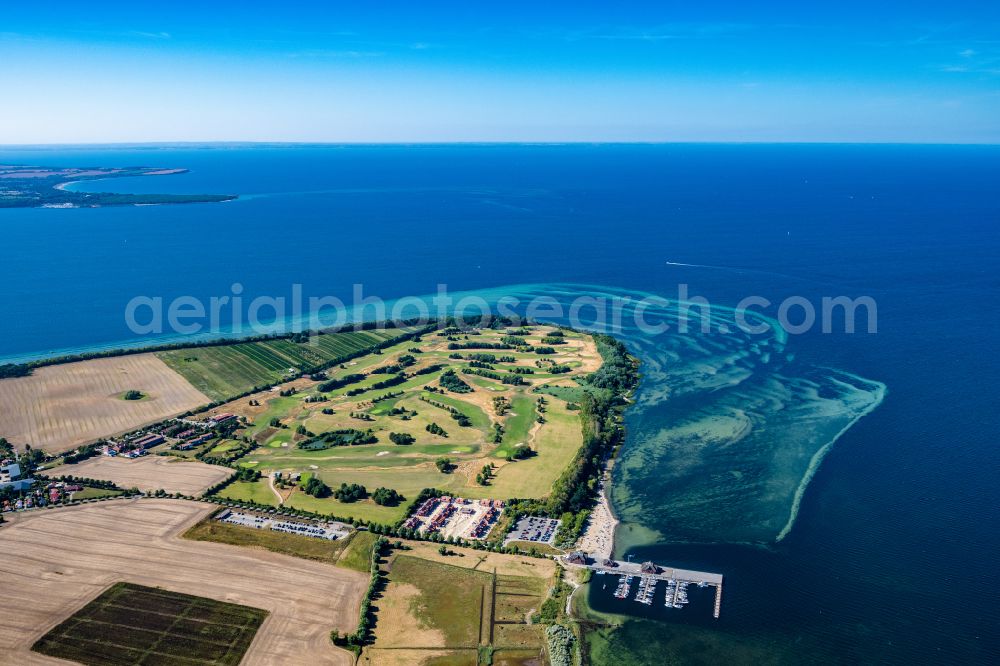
[563,551,724,618]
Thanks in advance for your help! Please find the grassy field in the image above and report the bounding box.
[158,327,418,401]
[388,556,490,647]
[202,325,599,524]
[362,541,555,665]
[336,530,380,572]
[32,582,267,666]
[69,487,124,500]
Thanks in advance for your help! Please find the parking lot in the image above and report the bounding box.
[218,509,352,541]
[504,516,560,546]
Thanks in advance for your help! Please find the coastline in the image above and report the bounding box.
[576,474,619,560]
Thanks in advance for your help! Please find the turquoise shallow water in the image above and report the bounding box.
[1,144,999,663]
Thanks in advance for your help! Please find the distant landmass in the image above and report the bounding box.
[0,164,236,208]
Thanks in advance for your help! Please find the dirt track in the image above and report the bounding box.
[0,354,209,454]
[43,455,232,496]
[0,499,365,665]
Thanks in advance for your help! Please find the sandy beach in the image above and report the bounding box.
[576,474,618,560]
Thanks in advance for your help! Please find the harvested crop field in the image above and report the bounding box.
[0,354,209,454]
[43,455,232,496]
[32,582,268,666]
[0,498,367,666]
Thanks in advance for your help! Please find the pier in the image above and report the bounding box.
[561,551,724,618]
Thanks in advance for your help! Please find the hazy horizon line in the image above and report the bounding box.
[2,140,1000,149]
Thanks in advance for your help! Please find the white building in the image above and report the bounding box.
[0,463,33,491]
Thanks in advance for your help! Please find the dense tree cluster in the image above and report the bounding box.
[545,624,576,666]
[0,363,32,379]
[462,367,526,385]
[439,369,472,393]
[388,432,415,445]
[298,428,378,450]
[234,466,261,482]
[425,422,448,437]
[317,374,365,392]
[303,475,331,498]
[584,334,637,393]
[370,354,416,375]
[332,482,367,502]
[446,341,512,351]
[372,487,403,506]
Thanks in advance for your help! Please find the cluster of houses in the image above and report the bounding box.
[99,415,233,457]
[103,431,165,458]
[470,501,503,539]
[1,477,84,513]
[403,496,505,541]
[204,413,237,428]
[167,413,238,451]
[174,430,214,451]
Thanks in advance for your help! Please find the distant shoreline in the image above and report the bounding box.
[0,164,235,208]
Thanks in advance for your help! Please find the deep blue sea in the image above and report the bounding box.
[2,144,998,664]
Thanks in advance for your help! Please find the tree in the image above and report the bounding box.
[303,476,331,498]
[122,389,144,401]
[389,432,415,446]
[332,482,368,502]
[372,487,403,506]
[435,457,454,473]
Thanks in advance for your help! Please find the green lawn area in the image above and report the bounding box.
[284,488,408,524]
[70,487,124,500]
[486,401,583,498]
[32,582,267,666]
[336,530,379,572]
[210,440,241,454]
[217,478,278,505]
[495,395,536,458]
[418,391,491,429]
[535,384,589,403]
[218,474,409,524]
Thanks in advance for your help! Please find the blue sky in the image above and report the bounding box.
[2,1,999,143]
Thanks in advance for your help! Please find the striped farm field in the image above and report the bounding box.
[0,353,210,454]
[157,327,420,401]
